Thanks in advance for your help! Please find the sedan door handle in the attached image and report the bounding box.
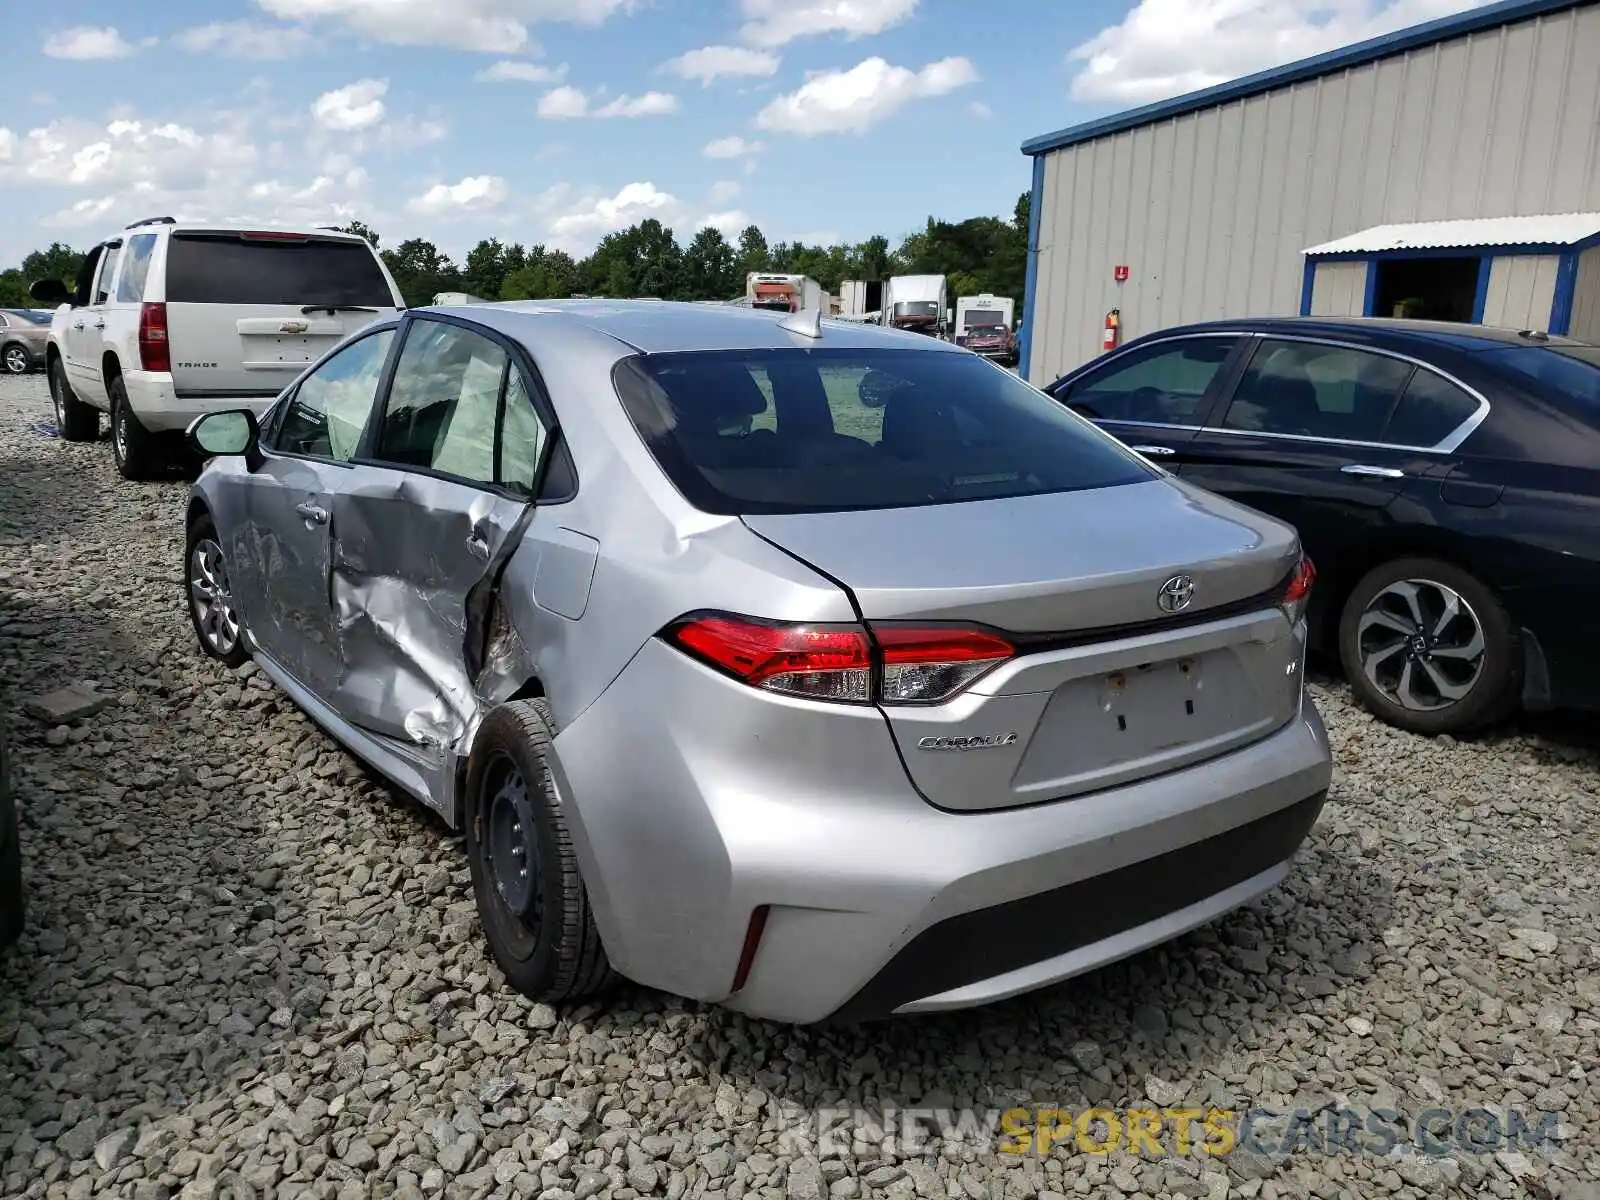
[466,532,491,561]
[92,319,106,329]
[294,501,329,524]
[1129,444,1176,457]
[1340,464,1405,479]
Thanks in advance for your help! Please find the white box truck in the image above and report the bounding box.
[883,275,948,337]
[746,273,826,314]
[838,280,886,321]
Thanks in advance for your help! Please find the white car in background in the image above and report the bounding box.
[30,218,404,479]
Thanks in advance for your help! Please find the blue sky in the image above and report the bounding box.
[2,0,1484,267]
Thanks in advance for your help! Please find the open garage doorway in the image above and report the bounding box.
[1371,256,1480,322]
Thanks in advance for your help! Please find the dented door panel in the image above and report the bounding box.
[328,464,528,751]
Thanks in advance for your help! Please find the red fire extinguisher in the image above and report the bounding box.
[1102,308,1121,352]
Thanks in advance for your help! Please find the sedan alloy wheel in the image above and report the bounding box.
[1356,578,1486,712]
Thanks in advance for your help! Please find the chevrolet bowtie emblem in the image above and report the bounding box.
[280,320,309,334]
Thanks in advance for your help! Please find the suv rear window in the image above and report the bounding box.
[166,234,393,307]
[613,347,1153,515]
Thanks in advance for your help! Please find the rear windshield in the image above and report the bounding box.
[613,347,1153,515]
[1479,345,1600,412]
[166,234,394,307]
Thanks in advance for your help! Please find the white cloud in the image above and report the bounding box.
[476,59,567,83]
[256,0,631,54]
[698,209,752,239]
[707,180,742,205]
[377,115,449,146]
[0,128,14,162]
[756,56,977,135]
[549,181,679,245]
[42,196,120,229]
[739,0,917,48]
[408,175,509,216]
[537,86,590,119]
[593,92,679,118]
[1068,0,1479,103]
[174,20,314,58]
[43,26,138,60]
[967,101,993,119]
[661,45,780,84]
[703,135,764,159]
[312,79,388,132]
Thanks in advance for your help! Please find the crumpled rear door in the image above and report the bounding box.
[327,465,528,751]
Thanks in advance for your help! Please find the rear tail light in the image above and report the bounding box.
[664,613,1014,705]
[1282,554,1316,623]
[138,302,169,372]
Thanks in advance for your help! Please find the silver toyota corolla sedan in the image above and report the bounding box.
[182,300,1332,1023]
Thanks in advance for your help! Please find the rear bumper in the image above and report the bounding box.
[122,371,279,432]
[548,638,1333,1023]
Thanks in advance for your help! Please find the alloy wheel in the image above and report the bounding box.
[1356,578,1486,712]
[3,347,27,375]
[189,538,241,656]
[113,402,129,463]
[50,367,64,429]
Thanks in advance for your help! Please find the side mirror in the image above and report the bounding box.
[187,410,259,459]
[28,279,70,306]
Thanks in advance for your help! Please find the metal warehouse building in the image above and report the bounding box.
[1019,0,1600,382]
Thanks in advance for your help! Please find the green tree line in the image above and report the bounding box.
[1,192,1029,313]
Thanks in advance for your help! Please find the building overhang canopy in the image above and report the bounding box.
[1304,214,1600,258]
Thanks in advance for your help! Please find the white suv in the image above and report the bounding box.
[31,218,405,479]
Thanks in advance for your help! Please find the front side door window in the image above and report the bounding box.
[271,329,395,461]
[371,319,511,485]
[1062,338,1237,426]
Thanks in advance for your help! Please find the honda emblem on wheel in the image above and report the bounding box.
[1158,575,1195,613]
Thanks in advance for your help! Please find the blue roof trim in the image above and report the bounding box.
[1020,154,1044,383]
[1022,0,1584,158]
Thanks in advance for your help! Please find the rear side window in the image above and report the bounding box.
[1066,338,1234,424]
[1383,370,1481,447]
[93,245,121,305]
[166,234,393,307]
[1221,340,1412,441]
[614,347,1152,515]
[116,234,158,303]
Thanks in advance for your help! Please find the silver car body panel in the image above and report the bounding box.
[190,300,1332,1020]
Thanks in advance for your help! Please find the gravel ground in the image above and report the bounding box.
[1,370,1598,1200]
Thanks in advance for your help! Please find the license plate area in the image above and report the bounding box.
[1013,648,1276,793]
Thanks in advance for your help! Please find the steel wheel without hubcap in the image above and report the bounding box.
[3,347,27,375]
[479,752,543,960]
[189,538,241,657]
[1356,578,1486,712]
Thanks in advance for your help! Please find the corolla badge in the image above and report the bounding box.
[917,733,1019,752]
[1157,574,1196,613]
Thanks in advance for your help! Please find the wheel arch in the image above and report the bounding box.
[101,349,124,388]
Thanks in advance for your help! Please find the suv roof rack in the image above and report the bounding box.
[124,216,177,229]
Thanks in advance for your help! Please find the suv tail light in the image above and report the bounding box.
[664,613,1014,705]
[138,302,169,372]
[1282,555,1316,623]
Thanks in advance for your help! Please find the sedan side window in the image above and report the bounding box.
[1067,338,1234,424]
[375,320,507,486]
[1220,340,1412,442]
[1382,369,1481,447]
[271,329,395,461]
[499,369,549,494]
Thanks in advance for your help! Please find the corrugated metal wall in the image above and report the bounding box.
[1569,246,1600,340]
[1309,262,1369,316]
[1482,255,1562,328]
[1028,2,1600,381]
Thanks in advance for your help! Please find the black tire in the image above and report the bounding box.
[49,357,98,442]
[2,342,30,375]
[1338,556,1519,735]
[184,513,249,668]
[464,699,616,1004]
[110,374,164,480]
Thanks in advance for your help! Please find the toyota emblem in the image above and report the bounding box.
[1158,575,1196,613]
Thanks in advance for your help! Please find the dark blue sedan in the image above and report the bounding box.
[1045,317,1600,735]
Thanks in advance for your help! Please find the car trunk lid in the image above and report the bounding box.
[743,480,1307,811]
